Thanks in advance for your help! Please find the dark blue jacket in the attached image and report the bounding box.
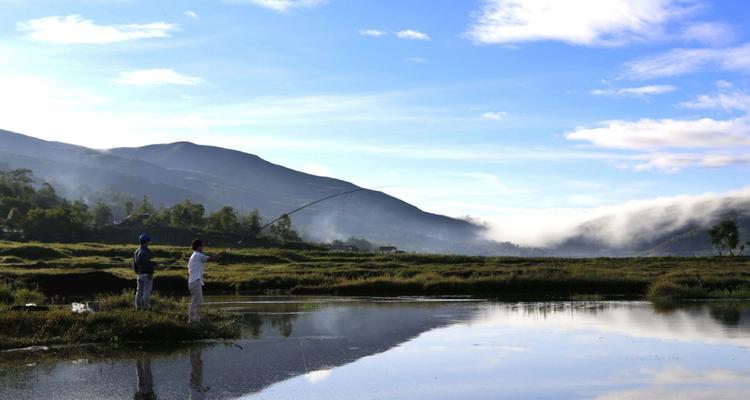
[133,246,155,275]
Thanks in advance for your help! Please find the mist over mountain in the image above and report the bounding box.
[2,129,744,256]
[539,190,750,256]
[1,129,521,254]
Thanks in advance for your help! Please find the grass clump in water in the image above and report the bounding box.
[0,292,239,350]
[647,279,708,302]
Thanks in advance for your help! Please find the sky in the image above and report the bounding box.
[1,0,750,245]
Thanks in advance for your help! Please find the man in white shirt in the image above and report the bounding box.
[188,239,226,324]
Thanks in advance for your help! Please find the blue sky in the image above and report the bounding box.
[1,0,749,244]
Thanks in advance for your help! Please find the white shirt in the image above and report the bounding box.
[188,251,210,284]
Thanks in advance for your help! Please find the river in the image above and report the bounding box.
[2,297,749,399]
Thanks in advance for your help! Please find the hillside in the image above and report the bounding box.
[2,129,744,256]
[0,129,499,253]
[551,196,750,256]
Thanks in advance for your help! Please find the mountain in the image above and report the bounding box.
[0,129,504,254]
[3,129,740,256]
[550,194,750,256]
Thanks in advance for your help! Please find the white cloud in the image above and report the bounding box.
[590,85,676,97]
[396,30,430,41]
[716,79,732,89]
[680,89,750,112]
[481,111,507,120]
[681,22,735,46]
[359,29,387,37]
[567,112,750,172]
[681,92,750,112]
[624,43,750,79]
[632,152,750,172]
[407,57,427,64]
[566,117,750,150]
[467,0,695,46]
[230,0,327,12]
[17,15,177,44]
[184,10,199,19]
[116,69,203,86]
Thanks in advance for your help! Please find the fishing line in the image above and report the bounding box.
[230,186,391,250]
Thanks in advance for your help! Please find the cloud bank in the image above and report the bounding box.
[481,187,750,248]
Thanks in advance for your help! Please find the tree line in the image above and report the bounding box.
[708,218,749,256]
[0,169,300,243]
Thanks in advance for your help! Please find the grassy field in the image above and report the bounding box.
[1,241,750,302]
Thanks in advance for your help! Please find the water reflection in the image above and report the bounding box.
[1,298,750,400]
[134,358,156,400]
[189,349,207,400]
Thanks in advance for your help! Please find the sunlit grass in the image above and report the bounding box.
[0,241,749,302]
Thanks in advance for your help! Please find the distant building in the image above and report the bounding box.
[379,246,398,254]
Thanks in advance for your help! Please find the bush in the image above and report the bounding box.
[13,288,46,305]
[648,280,707,302]
[0,284,13,305]
[0,283,46,305]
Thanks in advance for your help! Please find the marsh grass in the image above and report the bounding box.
[0,292,239,350]
[0,242,749,301]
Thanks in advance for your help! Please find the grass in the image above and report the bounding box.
[0,241,749,303]
[0,282,45,305]
[0,291,239,350]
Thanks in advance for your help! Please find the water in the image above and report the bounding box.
[2,297,750,399]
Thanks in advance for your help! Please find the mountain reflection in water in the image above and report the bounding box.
[1,298,749,400]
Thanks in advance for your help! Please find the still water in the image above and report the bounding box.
[2,297,750,399]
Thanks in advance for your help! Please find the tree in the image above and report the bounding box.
[5,207,23,230]
[135,196,155,216]
[269,214,300,242]
[124,200,134,217]
[709,219,741,256]
[23,207,82,242]
[34,183,61,209]
[207,206,240,233]
[239,209,263,237]
[169,200,205,228]
[91,201,113,228]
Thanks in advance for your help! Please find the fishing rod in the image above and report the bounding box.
[260,187,366,232]
[231,187,368,249]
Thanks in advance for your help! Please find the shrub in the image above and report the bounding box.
[0,284,13,305]
[13,287,46,305]
[648,280,707,302]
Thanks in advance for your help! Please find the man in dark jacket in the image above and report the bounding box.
[133,234,156,310]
